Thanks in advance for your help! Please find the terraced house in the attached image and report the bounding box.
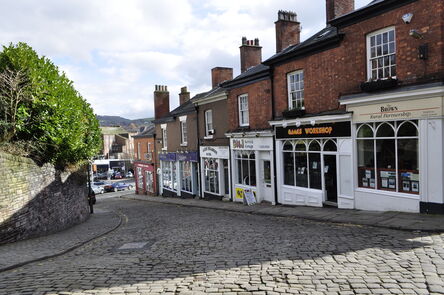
[264,0,444,213]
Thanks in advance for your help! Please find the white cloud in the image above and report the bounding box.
[0,0,373,119]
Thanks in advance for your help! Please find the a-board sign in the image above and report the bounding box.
[243,189,257,206]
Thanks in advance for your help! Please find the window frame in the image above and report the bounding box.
[366,26,396,81]
[161,125,167,150]
[205,110,213,137]
[238,94,249,127]
[180,121,188,145]
[287,70,305,110]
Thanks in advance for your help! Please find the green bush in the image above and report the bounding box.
[0,42,101,167]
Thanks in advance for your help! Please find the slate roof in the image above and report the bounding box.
[133,124,155,138]
[221,64,270,88]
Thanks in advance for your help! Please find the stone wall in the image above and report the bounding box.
[0,152,90,245]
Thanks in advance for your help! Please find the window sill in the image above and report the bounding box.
[355,187,420,200]
[204,135,213,140]
[282,184,322,192]
[180,143,188,147]
[162,148,167,151]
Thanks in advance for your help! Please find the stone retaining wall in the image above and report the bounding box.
[0,152,90,244]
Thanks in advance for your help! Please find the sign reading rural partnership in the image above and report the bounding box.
[276,121,351,139]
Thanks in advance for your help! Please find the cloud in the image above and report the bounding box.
[0,0,373,119]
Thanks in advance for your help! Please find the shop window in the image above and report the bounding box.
[356,120,419,194]
[162,161,175,191]
[323,140,337,152]
[282,139,325,189]
[137,167,143,190]
[146,170,154,193]
[367,27,396,80]
[180,161,193,193]
[204,158,219,194]
[235,151,256,186]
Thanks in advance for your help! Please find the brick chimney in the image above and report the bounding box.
[240,37,262,73]
[211,67,233,88]
[154,85,169,120]
[179,86,190,105]
[275,10,301,53]
[326,0,354,23]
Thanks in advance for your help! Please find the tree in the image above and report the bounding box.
[0,68,31,142]
[0,42,102,167]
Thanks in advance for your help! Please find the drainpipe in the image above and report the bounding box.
[270,66,279,205]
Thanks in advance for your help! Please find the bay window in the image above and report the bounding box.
[357,120,419,194]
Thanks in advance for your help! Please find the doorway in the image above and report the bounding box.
[323,154,338,205]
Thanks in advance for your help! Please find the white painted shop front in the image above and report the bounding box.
[199,146,231,199]
[342,83,444,213]
[271,114,354,209]
[228,133,275,204]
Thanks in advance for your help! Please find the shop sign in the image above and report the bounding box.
[177,151,198,162]
[349,96,442,123]
[134,162,152,169]
[231,138,272,150]
[235,187,257,200]
[159,152,176,161]
[276,121,351,139]
[200,146,229,159]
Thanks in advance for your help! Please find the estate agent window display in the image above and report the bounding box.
[162,161,177,192]
[356,120,419,194]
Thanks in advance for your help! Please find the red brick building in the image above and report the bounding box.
[133,125,157,195]
[222,38,276,205]
[263,0,444,213]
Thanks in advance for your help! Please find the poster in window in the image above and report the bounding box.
[411,181,419,192]
[312,161,318,169]
[362,178,368,187]
[381,178,388,188]
[388,178,396,189]
[411,173,420,181]
[370,178,375,188]
[365,170,372,179]
[402,181,410,192]
[324,166,329,173]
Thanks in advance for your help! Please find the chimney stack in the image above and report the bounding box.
[154,85,170,120]
[179,86,190,105]
[211,67,233,88]
[326,0,354,23]
[275,10,301,53]
[240,37,262,73]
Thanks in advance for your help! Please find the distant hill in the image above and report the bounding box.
[96,115,154,132]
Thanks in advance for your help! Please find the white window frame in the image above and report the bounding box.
[366,26,396,81]
[148,143,151,152]
[161,124,167,150]
[180,121,187,145]
[287,70,304,110]
[205,110,213,138]
[238,94,249,127]
[137,142,141,160]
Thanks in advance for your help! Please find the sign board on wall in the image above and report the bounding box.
[177,151,198,162]
[159,153,176,161]
[200,146,229,159]
[276,121,351,139]
[230,137,273,151]
[348,96,443,123]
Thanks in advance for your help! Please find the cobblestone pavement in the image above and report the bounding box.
[1,197,444,295]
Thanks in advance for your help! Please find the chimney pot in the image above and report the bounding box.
[154,85,170,119]
[239,36,262,73]
[275,10,301,53]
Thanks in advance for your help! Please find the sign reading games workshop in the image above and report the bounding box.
[276,121,351,139]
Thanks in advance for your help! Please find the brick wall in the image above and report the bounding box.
[0,152,90,245]
[227,79,273,131]
[273,0,444,117]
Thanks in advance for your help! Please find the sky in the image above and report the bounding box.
[0,0,370,119]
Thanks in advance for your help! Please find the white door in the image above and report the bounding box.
[259,151,273,203]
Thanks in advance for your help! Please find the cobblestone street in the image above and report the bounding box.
[1,197,444,295]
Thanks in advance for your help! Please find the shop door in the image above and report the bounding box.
[261,159,273,201]
[323,154,338,204]
[223,159,230,197]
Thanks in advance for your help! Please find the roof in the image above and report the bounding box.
[265,0,417,66]
[192,86,228,104]
[133,124,155,138]
[221,64,270,88]
[152,92,206,124]
[264,26,343,65]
